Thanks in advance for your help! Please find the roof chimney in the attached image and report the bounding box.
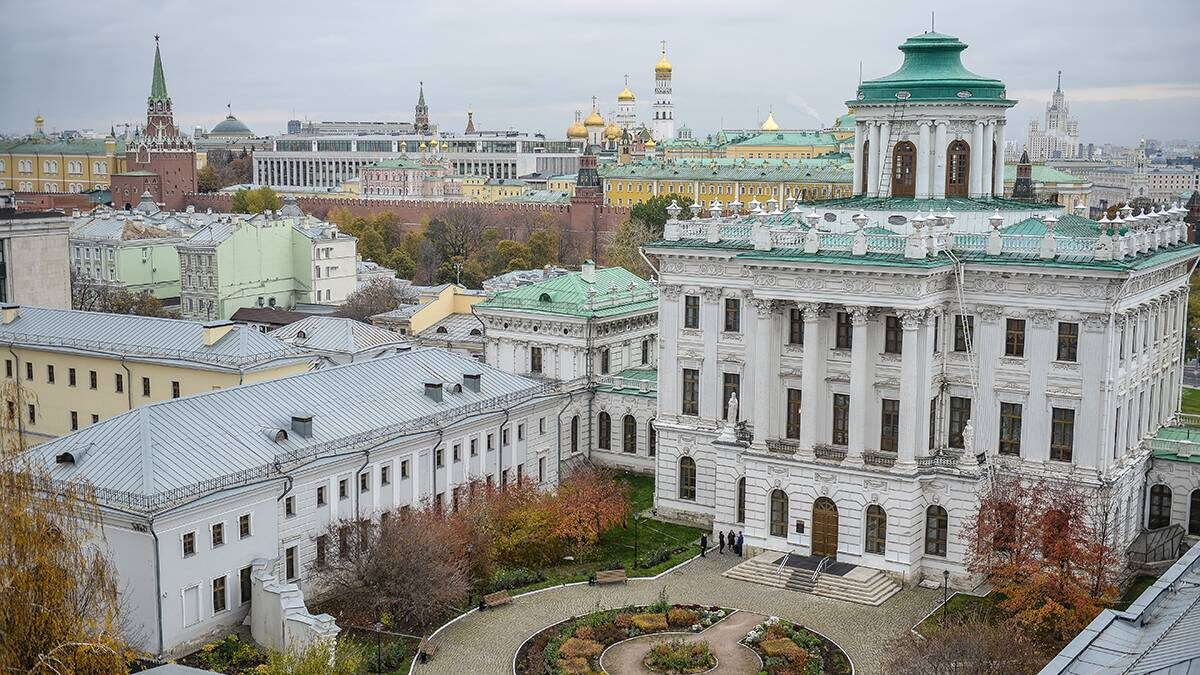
[581,259,596,284]
[424,382,444,403]
[1,305,20,325]
[462,373,481,393]
[201,320,235,346]
[290,413,313,439]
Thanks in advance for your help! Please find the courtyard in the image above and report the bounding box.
[415,552,942,674]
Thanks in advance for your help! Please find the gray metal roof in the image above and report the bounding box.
[180,212,354,248]
[32,348,551,514]
[417,313,485,344]
[270,316,409,355]
[1042,544,1200,674]
[371,302,428,321]
[0,306,311,371]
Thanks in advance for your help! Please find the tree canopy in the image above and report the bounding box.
[230,186,281,214]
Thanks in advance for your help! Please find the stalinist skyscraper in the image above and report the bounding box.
[1026,70,1080,161]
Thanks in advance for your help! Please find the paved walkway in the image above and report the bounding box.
[598,609,764,674]
[416,553,941,675]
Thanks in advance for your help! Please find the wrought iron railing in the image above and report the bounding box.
[765,439,799,455]
[862,451,897,468]
[813,445,847,462]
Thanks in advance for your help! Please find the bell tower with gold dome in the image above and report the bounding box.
[652,41,674,142]
[616,75,637,130]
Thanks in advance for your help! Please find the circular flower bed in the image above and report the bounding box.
[643,639,716,674]
[742,617,851,675]
[515,602,731,675]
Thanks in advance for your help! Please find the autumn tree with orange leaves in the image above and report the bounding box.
[967,473,1119,646]
[553,466,632,557]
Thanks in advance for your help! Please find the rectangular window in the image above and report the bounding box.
[142,377,151,397]
[641,339,650,364]
[1057,322,1079,362]
[380,465,390,486]
[1051,407,1075,462]
[786,388,802,439]
[285,496,296,517]
[91,414,99,424]
[315,535,327,569]
[724,298,741,332]
[285,546,297,581]
[722,373,740,420]
[487,433,495,451]
[359,472,370,494]
[212,576,227,613]
[182,531,196,557]
[530,346,542,374]
[880,398,899,452]
[89,370,97,390]
[25,362,32,380]
[171,381,180,398]
[683,295,700,329]
[999,402,1022,456]
[502,427,510,446]
[884,315,902,354]
[933,315,940,354]
[114,373,123,393]
[211,522,224,547]
[516,464,524,483]
[70,411,78,430]
[1000,318,1024,357]
[538,457,545,483]
[46,364,54,384]
[316,485,326,506]
[401,460,409,478]
[789,308,804,345]
[682,368,699,416]
[832,393,850,446]
[516,424,524,441]
[68,367,76,386]
[453,443,461,462]
[835,312,852,349]
[470,438,478,456]
[954,315,974,352]
[599,348,610,375]
[3,360,9,378]
[539,417,546,435]
[240,566,252,604]
[436,448,444,467]
[338,478,348,499]
[27,404,35,424]
[949,396,972,449]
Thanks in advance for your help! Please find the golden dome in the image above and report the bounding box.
[617,86,635,102]
[34,114,44,124]
[645,138,657,148]
[604,121,622,140]
[761,111,780,132]
[655,49,672,76]
[567,113,588,139]
[584,108,605,128]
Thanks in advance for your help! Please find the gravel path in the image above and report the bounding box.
[417,553,940,675]
[598,609,764,674]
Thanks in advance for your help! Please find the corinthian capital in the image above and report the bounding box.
[845,305,872,326]
[898,309,927,330]
[659,283,682,300]
[800,302,825,322]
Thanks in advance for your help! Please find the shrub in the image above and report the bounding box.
[649,587,671,614]
[558,637,604,660]
[556,656,593,674]
[490,567,546,593]
[197,635,265,672]
[614,613,634,629]
[667,608,700,627]
[761,637,806,662]
[643,639,715,674]
[632,613,669,632]
[361,639,409,673]
[574,625,596,640]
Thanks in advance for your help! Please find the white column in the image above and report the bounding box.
[916,121,931,200]
[970,121,985,197]
[867,123,881,197]
[876,121,892,198]
[846,306,871,460]
[982,120,996,199]
[898,310,931,466]
[750,298,777,444]
[799,304,826,452]
[853,123,864,195]
[933,121,948,199]
[992,121,1006,197]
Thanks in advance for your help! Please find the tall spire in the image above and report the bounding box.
[1056,70,1062,94]
[150,34,168,102]
[418,81,426,106]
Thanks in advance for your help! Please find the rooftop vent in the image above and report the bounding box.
[424,382,444,403]
[581,259,596,284]
[1,304,20,325]
[202,320,235,346]
[463,373,481,393]
[267,428,289,442]
[290,413,313,439]
[55,445,89,464]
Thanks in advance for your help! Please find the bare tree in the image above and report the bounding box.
[886,613,1050,674]
[335,278,408,323]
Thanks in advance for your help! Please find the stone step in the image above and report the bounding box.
[722,556,902,606]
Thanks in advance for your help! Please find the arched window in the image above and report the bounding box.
[678,456,696,500]
[859,138,870,193]
[598,412,611,450]
[570,415,579,453]
[736,477,746,524]
[1148,484,1172,529]
[946,140,970,197]
[648,420,656,457]
[925,505,948,556]
[891,141,916,197]
[622,415,637,453]
[435,326,448,334]
[1189,489,1200,536]
[769,489,789,537]
[865,505,887,554]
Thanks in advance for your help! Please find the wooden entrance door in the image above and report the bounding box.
[811,497,839,558]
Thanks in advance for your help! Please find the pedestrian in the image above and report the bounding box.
[718,530,726,554]
[699,532,708,557]
[736,531,744,557]
[728,529,736,556]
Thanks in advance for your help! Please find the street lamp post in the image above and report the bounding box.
[633,513,642,570]
[941,570,950,624]
[373,621,383,670]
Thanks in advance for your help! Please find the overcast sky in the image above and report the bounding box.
[3,0,1198,146]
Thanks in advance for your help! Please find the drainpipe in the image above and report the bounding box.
[428,429,444,507]
[495,410,509,491]
[585,316,595,463]
[120,356,133,411]
[148,519,164,657]
[554,388,578,480]
[5,344,25,437]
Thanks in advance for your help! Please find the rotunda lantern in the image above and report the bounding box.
[665,200,682,220]
[747,197,761,213]
[766,197,779,213]
[689,202,702,218]
[988,209,1003,231]
[729,198,743,214]
[709,200,723,218]
[805,209,821,228]
[852,211,869,230]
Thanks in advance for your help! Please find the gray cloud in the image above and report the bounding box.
[2,0,1197,146]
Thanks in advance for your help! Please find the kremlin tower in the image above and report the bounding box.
[652,42,674,141]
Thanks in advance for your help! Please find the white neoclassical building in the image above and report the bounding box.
[645,30,1200,590]
[474,262,661,474]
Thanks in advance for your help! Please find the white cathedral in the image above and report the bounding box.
[646,31,1199,590]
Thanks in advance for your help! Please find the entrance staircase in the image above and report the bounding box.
[722,552,902,607]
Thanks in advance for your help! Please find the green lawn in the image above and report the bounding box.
[1182,387,1200,415]
[915,592,1006,637]
[1113,575,1157,611]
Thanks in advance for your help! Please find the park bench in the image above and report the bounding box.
[417,637,439,663]
[482,590,512,608]
[595,569,628,585]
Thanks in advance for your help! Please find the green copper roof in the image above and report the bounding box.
[0,138,124,156]
[833,112,856,130]
[1002,163,1089,185]
[725,131,840,148]
[811,194,1049,212]
[476,266,657,319]
[150,41,168,102]
[853,32,1012,105]
[600,157,853,183]
[369,158,440,170]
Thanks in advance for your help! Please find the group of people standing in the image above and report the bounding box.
[698,529,744,557]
